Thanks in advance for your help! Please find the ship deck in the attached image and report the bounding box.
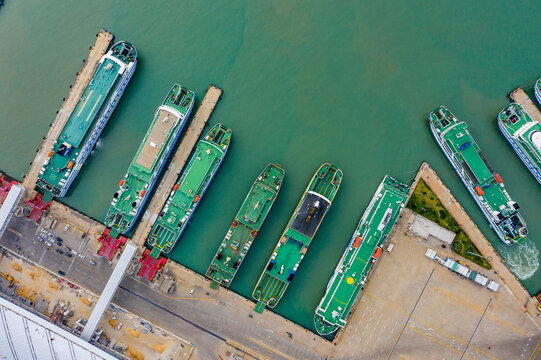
[442,123,492,184]
[315,177,409,334]
[206,165,284,288]
[135,108,179,171]
[37,40,128,197]
[59,59,120,148]
[253,164,341,312]
[130,85,222,248]
[148,139,225,256]
[290,192,330,239]
[24,31,113,191]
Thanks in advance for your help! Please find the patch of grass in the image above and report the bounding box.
[407,179,491,270]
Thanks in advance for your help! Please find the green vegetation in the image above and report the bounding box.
[407,179,491,269]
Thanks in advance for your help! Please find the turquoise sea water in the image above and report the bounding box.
[1,0,541,332]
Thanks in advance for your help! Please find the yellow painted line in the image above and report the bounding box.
[275,332,330,358]
[399,355,410,360]
[335,297,363,346]
[332,296,347,305]
[356,256,367,264]
[529,338,541,360]
[435,288,528,336]
[228,340,270,360]
[7,228,25,238]
[260,336,288,351]
[268,278,280,301]
[261,276,274,299]
[130,277,215,301]
[366,292,498,360]
[386,322,408,360]
[77,89,93,116]
[249,337,296,360]
[408,326,475,360]
[85,94,102,122]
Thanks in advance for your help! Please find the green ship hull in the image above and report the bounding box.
[430,106,527,245]
[37,41,137,201]
[498,103,541,185]
[314,175,409,335]
[104,84,195,238]
[252,163,342,313]
[147,124,232,259]
[206,163,285,289]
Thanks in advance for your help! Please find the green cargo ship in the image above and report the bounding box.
[498,103,541,185]
[147,124,232,259]
[37,41,137,201]
[104,84,195,238]
[206,164,285,289]
[430,106,527,245]
[314,175,409,335]
[252,163,342,313]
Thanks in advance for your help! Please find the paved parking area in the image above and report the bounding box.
[332,209,541,360]
[1,212,114,286]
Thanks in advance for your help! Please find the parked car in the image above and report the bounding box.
[65,247,71,252]
[58,270,65,276]
[55,249,63,255]
[45,241,52,247]
[37,237,44,242]
[65,253,72,258]
[89,260,97,266]
[71,250,78,256]
[78,254,86,259]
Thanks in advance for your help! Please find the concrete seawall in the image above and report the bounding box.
[410,162,541,322]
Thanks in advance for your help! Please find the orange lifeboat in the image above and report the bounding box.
[119,179,124,186]
[495,173,503,183]
[47,151,53,157]
[373,247,382,259]
[250,230,258,239]
[67,161,74,169]
[140,190,146,197]
[173,184,179,191]
[352,236,361,248]
[194,195,200,202]
[475,186,484,196]
[232,219,239,228]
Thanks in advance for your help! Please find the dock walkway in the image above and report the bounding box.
[22,30,113,191]
[411,162,541,322]
[509,87,541,125]
[132,85,223,247]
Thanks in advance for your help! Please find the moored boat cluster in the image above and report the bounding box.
[31,34,541,339]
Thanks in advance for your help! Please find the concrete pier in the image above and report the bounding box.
[509,87,541,125]
[22,30,113,190]
[410,162,541,319]
[132,85,223,247]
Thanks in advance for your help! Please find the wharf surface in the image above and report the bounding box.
[0,198,335,359]
[22,30,114,191]
[509,87,541,125]
[411,162,541,321]
[4,160,541,358]
[131,85,223,247]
